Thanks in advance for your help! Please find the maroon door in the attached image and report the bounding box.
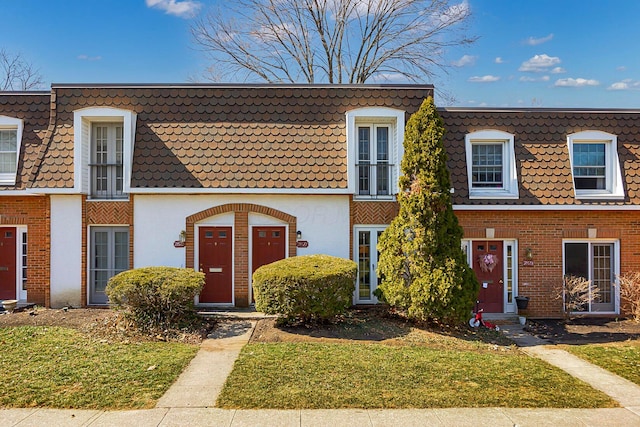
[0,228,17,300]
[252,227,286,300]
[473,241,504,313]
[199,227,233,304]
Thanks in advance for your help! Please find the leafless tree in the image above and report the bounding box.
[617,273,640,322]
[191,0,476,84]
[1,49,44,91]
[557,275,597,320]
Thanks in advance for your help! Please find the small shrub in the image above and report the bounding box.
[557,275,596,319]
[253,255,357,323]
[617,272,640,321]
[106,267,205,333]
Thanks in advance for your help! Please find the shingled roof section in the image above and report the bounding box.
[440,108,640,206]
[0,92,51,190]
[31,84,433,191]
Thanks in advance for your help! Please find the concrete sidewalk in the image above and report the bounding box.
[3,317,640,425]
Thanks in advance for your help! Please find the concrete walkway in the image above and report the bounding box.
[3,317,640,426]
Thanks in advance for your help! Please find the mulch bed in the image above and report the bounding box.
[525,317,640,344]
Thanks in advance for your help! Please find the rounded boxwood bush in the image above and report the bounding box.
[106,266,205,332]
[253,254,357,323]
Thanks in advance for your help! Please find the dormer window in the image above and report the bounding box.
[346,107,405,199]
[74,107,136,200]
[568,131,624,200]
[465,130,518,199]
[0,116,23,186]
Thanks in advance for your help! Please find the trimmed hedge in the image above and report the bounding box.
[253,254,357,323]
[106,266,205,332]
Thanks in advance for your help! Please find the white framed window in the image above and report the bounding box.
[563,240,619,314]
[91,123,125,199]
[568,131,624,200]
[465,130,518,199]
[0,116,23,185]
[346,107,405,199]
[74,107,136,199]
[89,226,129,305]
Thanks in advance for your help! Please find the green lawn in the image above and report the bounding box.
[564,341,640,386]
[0,326,198,409]
[217,342,616,409]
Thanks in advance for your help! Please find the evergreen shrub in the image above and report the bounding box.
[253,254,356,323]
[106,266,205,332]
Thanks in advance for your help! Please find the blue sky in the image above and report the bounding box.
[2,0,639,108]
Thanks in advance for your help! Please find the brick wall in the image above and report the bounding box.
[185,203,297,307]
[0,196,50,305]
[456,209,640,318]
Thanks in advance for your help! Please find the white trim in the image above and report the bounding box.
[567,131,624,200]
[353,225,387,304]
[194,223,236,307]
[129,187,351,195]
[465,130,519,199]
[74,107,137,196]
[0,116,24,186]
[453,204,640,211]
[463,238,518,314]
[346,107,405,196]
[562,238,620,315]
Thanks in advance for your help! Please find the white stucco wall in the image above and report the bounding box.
[50,195,83,308]
[133,194,350,268]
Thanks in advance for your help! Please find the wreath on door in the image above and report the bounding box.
[478,253,499,272]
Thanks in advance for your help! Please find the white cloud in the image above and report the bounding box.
[519,75,550,82]
[494,57,504,64]
[608,79,640,90]
[550,67,566,74]
[146,0,201,18]
[468,75,500,83]
[518,54,561,72]
[616,66,627,72]
[77,54,102,61]
[451,55,477,67]
[554,78,600,87]
[437,0,471,26]
[523,33,554,46]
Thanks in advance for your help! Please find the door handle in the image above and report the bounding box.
[499,279,504,284]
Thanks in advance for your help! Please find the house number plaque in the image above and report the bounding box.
[296,240,309,248]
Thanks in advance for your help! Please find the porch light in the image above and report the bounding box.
[179,230,187,243]
[525,247,533,260]
[297,230,302,240]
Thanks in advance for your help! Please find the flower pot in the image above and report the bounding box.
[519,316,526,326]
[515,296,529,310]
[2,299,18,313]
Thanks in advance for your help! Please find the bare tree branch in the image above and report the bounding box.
[0,49,44,91]
[191,0,476,83]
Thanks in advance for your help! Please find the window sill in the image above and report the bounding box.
[353,195,396,201]
[574,191,625,201]
[469,190,519,200]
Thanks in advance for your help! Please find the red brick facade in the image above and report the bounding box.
[0,196,50,305]
[456,209,640,318]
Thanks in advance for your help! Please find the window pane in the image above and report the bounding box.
[377,127,389,162]
[358,231,371,299]
[564,243,588,278]
[0,152,16,173]
[592,244,613,304]
[358,127,370,162]
[573,143,606,190]
[471,144,503,187]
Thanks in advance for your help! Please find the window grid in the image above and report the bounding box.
[592,244,612,304]
[21,231,27,291]
[471,143,503,188]
[0,129,17,174]
[573,143,606,190]
[358,231,371,299]
[90,123,126,199]
[357,125,392,196]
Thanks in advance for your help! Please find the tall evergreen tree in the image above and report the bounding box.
[377,97,478,323]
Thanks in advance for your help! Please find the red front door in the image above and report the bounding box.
[0,228,17,300]
[199,226,233,304]
[252,226,286,300]
[473,241,504,313]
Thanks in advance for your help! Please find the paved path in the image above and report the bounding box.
[3,316,640,425]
